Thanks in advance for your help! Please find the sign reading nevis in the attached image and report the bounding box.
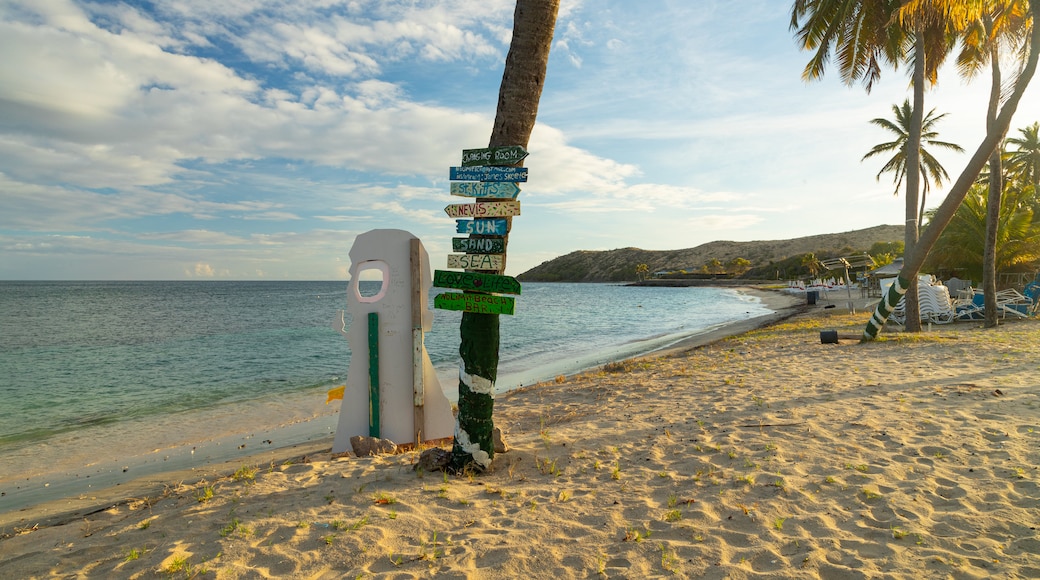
[444,201,520,218]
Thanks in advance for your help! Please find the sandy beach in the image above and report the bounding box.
[2,289,1038,579]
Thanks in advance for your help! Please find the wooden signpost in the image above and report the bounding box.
[450,182,521,199]
[456,218,508,236]
[452,237,505,254]
[444,201,520,218]
[434,292,515,315]
[436,146,526,318]
[449,166,528,182]
[447,253,504,271]
[434,270,522,295]
[462,146,528,167]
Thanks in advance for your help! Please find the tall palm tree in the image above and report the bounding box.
[862,0,1039,340]
[450,0,560,473]
[1005,121,1040,190]
[862,99,964,225]
[791,0,960,332]
[957,1,1032,327]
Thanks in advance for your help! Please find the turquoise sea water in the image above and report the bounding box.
[0,281,771,512]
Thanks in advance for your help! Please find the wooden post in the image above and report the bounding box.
[367,312,380,437]
[410,238,425,445]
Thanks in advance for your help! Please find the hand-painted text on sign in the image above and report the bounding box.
[461,146,528,167]
[456,218,507,236]
[449,182,520,199]
[444,201,520,218]
[434,270,522,295]
[449,166,528,182]
[447,253,504,271]
[434,292,515,315]
[452,237,505,254]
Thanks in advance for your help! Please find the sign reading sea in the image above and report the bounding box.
[447,253,504,271]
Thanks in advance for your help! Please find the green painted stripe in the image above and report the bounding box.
[368,312,380,437]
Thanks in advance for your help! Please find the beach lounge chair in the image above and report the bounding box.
[952,285,1038,320]
[995,288,1033,318]
[954,289,985,321]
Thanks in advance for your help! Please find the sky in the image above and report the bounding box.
[2,0,1039,280]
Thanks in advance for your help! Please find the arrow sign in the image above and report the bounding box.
[456,218,507,236]
[447,253,504,271]
[462,146,529,167]
[450,166,528,182]
[452,237,505,254]
[435,292,515,315]
[449,182,521,199]
[434,270,521,295]
[444,201,520,218]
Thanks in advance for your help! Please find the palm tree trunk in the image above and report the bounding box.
[984,30,1004,328]
[863,0,1040,341]
[451,0,560,472]
[903,30,926,333]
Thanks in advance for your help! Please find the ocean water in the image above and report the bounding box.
[0,281,771,512]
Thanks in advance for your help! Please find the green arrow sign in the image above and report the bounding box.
[434,292,515,315]
[462,146,529,167]
[434,270,521,295]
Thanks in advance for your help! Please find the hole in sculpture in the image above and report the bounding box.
[354,261,390,303]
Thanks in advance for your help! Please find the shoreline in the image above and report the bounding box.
[0,287,799,531]
[3,291,1038,578]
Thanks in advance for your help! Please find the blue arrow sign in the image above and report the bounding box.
[450,182,521,199]
[456,218,508,236]
[449,166,528,182]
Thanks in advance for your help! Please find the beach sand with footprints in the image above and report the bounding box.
[2,290,1038,578]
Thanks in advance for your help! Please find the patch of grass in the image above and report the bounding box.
[661,544,681,573]
[663,509,682,523]
[196,485,215,503]
[735,474,755,486]
[233,465,258,483]
[537,457,561,477]
[124,548,143,562]
[611,460,621,480]
[891,526,908,539]
[773,517,786,531]
[862,487,882,500]
[220,517,251,538]
[137,520,151,530]
[164,555,190,574]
